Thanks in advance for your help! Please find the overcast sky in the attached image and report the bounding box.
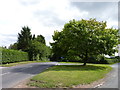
[0,0,118,47]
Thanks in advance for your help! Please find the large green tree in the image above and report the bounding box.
[17,26,32,52]
[51,18,119,65]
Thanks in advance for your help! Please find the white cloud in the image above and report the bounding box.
[0,0,118,47]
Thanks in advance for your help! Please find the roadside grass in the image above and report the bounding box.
[28,64,112,88]
[59,62,82,64]
[59,61,115,65]
[1,61,51,67]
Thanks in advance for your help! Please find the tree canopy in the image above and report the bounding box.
[35,35,46,45]
[50,18,119,65]
[29,39,51,61]
[9,43,18,50]
[10,26,51,61]
[17,26,32,52]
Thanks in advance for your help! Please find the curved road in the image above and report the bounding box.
[1,62,59,88]
[98,63,119,88]
[1,62,81,89]
[1,62,119,89]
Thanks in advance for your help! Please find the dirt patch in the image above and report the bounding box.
[72,78,105,88]
[13,78,38,88]
[13,78,105,88]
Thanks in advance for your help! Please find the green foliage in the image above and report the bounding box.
[104,56,120,64]
[35,35,46,45]
[17,26,32,52]
[16,26,50,61]
[85,55,120,64]
[8,43,18,50]
[51,18,119,65]
[2,48,28,64]
[28,34,49,61]
[28,39,51,61]
[29,40,44,60]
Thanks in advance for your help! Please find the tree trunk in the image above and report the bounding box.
[83,51,88,66]
[83,60,87,66]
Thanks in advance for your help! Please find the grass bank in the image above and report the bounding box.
[1,61,51,67]
[28,64,112,88]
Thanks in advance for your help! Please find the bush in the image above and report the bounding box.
[105,58,120,64]
[87,55,120,64]
[96,55,119,64]
[2,48,28,64]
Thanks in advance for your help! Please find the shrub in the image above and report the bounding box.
[96,55,119,64]
[105,57,120,64]
[2,48,28,64]
[86,55,119,64]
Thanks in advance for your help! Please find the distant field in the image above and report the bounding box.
[28,64,112,88]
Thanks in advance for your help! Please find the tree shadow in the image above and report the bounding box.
[9,64,108,75]
[48,65,108,71]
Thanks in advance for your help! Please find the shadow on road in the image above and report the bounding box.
[10,64,53,75]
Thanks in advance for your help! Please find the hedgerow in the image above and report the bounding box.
[2,48,28,64]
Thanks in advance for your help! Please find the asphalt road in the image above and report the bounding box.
[1,62,59,88]
[1,62,119,89]
[98,63,119,88]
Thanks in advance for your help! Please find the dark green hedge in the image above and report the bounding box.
[87,56,120,64]
[2,49,28,64]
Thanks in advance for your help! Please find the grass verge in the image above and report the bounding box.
[1,61,51,67]
[59,62,82,64]
[28,64,112,88]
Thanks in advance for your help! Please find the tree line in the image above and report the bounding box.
[9,26,51,61]
[7,18,119,65]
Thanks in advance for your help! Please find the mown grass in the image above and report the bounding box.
[1,61,51,67]
[59,62,82,64]
[28,64,112,88]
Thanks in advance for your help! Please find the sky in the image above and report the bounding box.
[0,0,118,48]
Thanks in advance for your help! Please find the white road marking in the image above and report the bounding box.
[0,72,10,76]
[0,67,6,69]
[55,63,60,65]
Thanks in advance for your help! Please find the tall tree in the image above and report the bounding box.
[36,35,46,45]
[51,19,119,65]
[17,26,32,52]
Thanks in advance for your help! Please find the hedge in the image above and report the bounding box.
[87,56,120,64]
[2,48,29,64]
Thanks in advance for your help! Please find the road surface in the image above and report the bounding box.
[98,63,119,88]
[1,62,81,89]
[1,62,119,89]
[1,62,59,88]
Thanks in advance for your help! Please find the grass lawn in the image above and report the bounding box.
[28,64,112,88]
[1,61,51,67]
[59,62,82,64]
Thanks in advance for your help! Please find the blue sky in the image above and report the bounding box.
[0,0,118,48]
